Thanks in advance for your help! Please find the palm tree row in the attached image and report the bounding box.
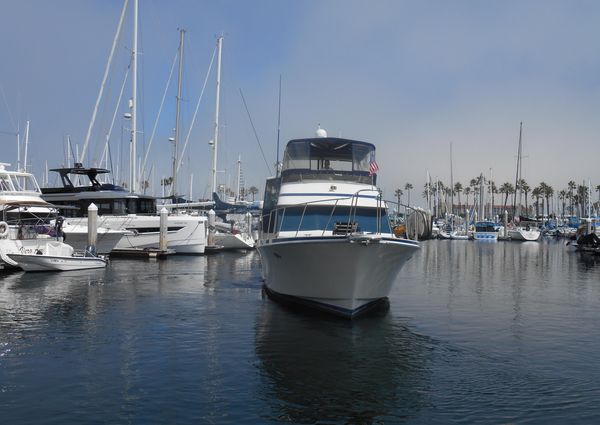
[395,178,598,219]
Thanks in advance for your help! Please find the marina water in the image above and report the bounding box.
[1,241,599,424]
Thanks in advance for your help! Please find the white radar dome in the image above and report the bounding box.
[315,126,328,138]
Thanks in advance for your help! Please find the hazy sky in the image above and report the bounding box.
[1,0,599,204]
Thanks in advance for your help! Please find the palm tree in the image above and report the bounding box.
[404,183,413,206]
[577,184,588,216]
[464,187,472,211]
[499,182,514,212]
[520,180,531,216]
[249,186,259,201]
[531,186,542,219]
[558,190,567,218]
[596,184,600,202]
[454,182,463,213]
[542,183,554,219]
[394,188,403,214]
[567,180,576,216]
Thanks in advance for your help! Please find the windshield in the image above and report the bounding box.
[273,205,391,234]
[282,139,375,173]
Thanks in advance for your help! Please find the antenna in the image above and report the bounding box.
[276,74,282,176]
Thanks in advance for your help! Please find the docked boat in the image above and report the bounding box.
[257,133,419,318]
[214,226,255,250]
[507,223,541,241]
[41,165,207,254]
[472,221,499,241]
[0,163,113,269]
[507,123,540,242]
[6,246,106,272]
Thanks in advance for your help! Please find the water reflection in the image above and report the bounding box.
[255,302,431,424]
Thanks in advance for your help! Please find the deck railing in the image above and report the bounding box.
[260,188,387,239]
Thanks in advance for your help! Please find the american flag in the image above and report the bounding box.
[369,159,379,176]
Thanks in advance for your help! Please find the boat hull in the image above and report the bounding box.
[214,232,255,250]
[64,215,207,254]
[508,228,541,241]
[6,253,106,271]
[257,236,418,317]
[62,226,126,254]
[473,231,498,241]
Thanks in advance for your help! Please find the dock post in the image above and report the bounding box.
[159,207,168,251]
[504,210,508,239]
[207,209,216,247]
[246,212,252,235]
[87,203,98,255]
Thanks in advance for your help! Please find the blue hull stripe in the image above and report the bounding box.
[263,235,419,247]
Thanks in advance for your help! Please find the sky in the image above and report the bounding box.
[1,0,599,205]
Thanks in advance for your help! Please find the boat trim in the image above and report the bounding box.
[262,235,419,247]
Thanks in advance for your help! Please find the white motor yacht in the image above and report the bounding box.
[257,134,419,318]
[0,163,106,269]
[41,165,207,254]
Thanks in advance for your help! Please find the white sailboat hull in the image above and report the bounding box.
[508,227,541,241]
[258,235,418,317]
[214,232,255,250]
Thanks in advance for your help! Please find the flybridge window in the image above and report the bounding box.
[0,175,12,191]
[13,175,41,192]
[0,173,40,192]
[281,140,375,173]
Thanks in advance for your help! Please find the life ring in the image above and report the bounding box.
[0,221,9,238]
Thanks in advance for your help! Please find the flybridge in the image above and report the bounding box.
[281,137,377,184]
[42,164,125,194]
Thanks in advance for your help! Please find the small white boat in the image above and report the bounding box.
[508,224,541,241]
[472,221,499,241]
[6,242,106,272]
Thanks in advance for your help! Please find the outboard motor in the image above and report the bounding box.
[54,216,66,241]
[85,245,97,257]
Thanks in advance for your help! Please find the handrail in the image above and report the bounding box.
[261,188,391,239]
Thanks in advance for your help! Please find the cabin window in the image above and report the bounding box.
[97,202,112,215]
[127,199,138,214]
[113,200,126,215]
[274,206,391,234]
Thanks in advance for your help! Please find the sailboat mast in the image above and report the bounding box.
[130,0,138,193]
[449,142,453,216]
[80,0,129,166]
[211,35,223,195]
[276,75,282,176]
[23,120,30,172]
[172,28,185,198]
[236,155,241,201]
[512,122,522,218]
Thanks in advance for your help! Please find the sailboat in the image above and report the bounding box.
[41,0,207,254]
[206,36,255,250]
[508,122,541,242]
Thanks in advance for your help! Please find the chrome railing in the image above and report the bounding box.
[260,188,389,239]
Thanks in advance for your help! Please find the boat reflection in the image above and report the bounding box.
[254,302,431,424]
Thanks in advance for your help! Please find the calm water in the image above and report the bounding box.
[1,240,599,424]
